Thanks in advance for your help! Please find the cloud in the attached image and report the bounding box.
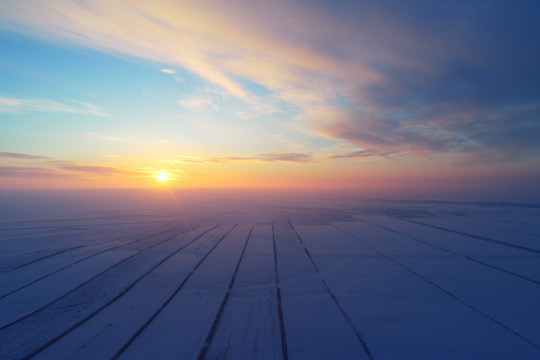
[0,166,64,178]
[0,154,142,180]
[236,95,282,119]
[0,96,109,116]
[0,152,50,160]
[178,87,281,119]
[0,164,138,179]
[0,97,22,107]
[0,153,182,182]
[0,1,377,100]
[59,164,136,176]
[1,1,539,163]
[312,98,540,162]
[306,106,466,155]
[178,96,216,111]
[328,149,407,160]
[174,152,314,164]
[160,68,176,74]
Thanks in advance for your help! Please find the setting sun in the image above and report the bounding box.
[156,172,168,181]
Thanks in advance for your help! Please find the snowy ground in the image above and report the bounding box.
[1,192,540,359]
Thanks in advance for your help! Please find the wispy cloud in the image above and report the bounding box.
[0,96,109,116]
[1,1,539,162]
[59,164,135,176]
[0,155,140,180]
[0,97,22,107]
[178,86,281,119]
[178,96,216,111]
[236,95,282,119]
[173,152,314,164]
[0,152,50,160]
[0,153,187,183]
[328,149,408,160]
[160,68,176,74]
[0,166,63,178]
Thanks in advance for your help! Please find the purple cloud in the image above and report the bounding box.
[0,152,50,160]
[0,166,63,178]
[59,165,137,176]
[176,152,314,164]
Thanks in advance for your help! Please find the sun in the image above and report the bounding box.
[156,172,168,181]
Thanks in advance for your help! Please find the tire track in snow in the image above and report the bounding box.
[466,257,540,286]
[0,223,190,331]
[456,218,540,238]
[287,218,374,360]
[3,218,179,272]
[401,218,540,255]
[197,226,253,360]
[0,225,191,299]
[111,224,238,360]
[0,220,170,233]
[475,214,540,229]
[19,224,222,360]
[272,220,289,360]
[355,217,540,287]
[333,223,540,351]
[10,245,86,271]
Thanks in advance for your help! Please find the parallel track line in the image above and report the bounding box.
[401,218,540,255]
[355,217,540,287]
[272,221,289,360]
[0,225,193,331]
[110,224,238,360]
[1,226,193,299]
[333,223,540,351]
[288,219,374,360]
[21,224,221,360]
[197,226,253,359]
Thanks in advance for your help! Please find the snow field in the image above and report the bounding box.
[1,200,539,360]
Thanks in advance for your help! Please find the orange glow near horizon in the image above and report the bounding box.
[1,157,538,193]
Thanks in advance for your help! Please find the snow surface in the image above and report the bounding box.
[1,192,540,359]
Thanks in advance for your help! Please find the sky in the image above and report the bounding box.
[1,0,539,195]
